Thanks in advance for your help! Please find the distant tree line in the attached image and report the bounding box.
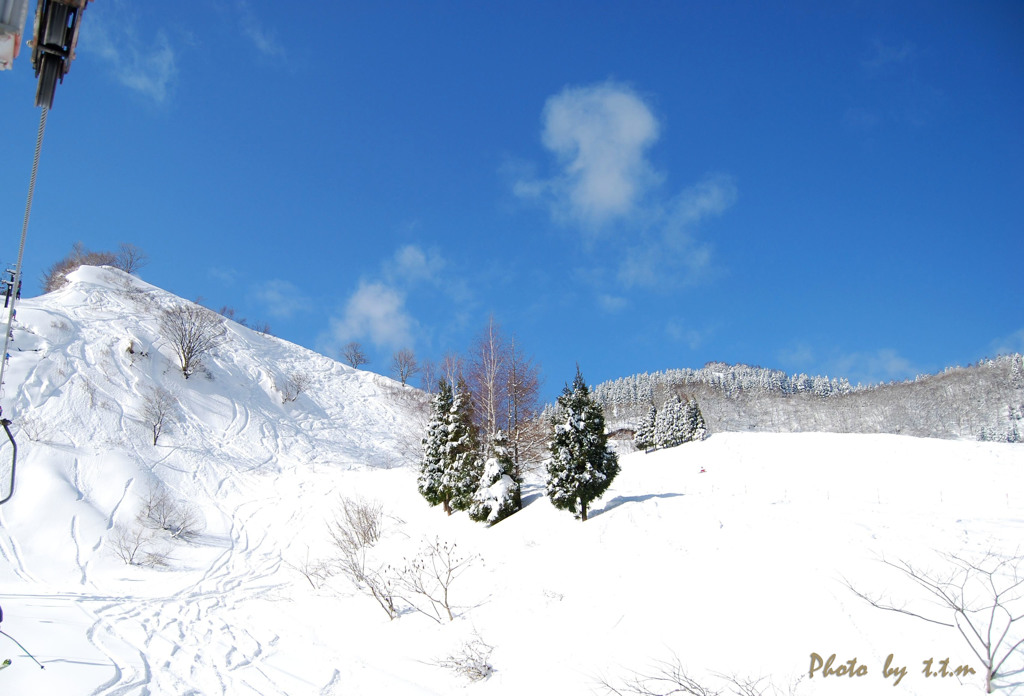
[592,355,1024,443]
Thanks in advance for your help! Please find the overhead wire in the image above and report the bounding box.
[0,105,47,409]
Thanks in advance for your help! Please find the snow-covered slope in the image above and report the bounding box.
[0,267,1021,695]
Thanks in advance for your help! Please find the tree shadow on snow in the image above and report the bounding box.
[518,480,547,509]
[591,492,685,518]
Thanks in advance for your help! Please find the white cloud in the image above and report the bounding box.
[237,0,285,59]
[329,281,415,351]
[517,82,737,290]
[519,81,661,227]
[83,9,177,102]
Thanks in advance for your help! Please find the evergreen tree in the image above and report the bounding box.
[444,379,483,513]
[418,381,455,513]
[546,367,619,522]
[634,404,657,452]
[684,398,709,441]
[417,380,482,515]
[469,430,521,525]
[653,395,688,448]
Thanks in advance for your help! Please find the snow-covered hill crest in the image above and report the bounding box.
[0,266,1020,696]
[1,266,426,579]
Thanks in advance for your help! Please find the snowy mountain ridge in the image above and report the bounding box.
[0,266,1020,695]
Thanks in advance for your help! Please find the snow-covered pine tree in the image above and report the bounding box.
[469,430,521,525]
[634,404,657,452]
[653,395,688,449]
[444,379,483,513]
[684,398,709,441]
[546,367,619,522]
[417,379,482,515]
[418,380,455,514]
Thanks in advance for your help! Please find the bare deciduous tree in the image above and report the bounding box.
[141,386,177,445]
[420,358,438,393]
[160,302,227,379]
[391,348,419,386]
[440,350,465,389]
[342,341,370,369]
[504,333,542,479]
[278,370,312,403]
[467,315,508,447]
[114,243,148,274]
[845,550,1024,693]
[111,523,152,566]
[138,484,205,540]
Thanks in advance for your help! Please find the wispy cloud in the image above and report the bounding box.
[598,294,628,313]
[516,81,661,227]
[83,7,177,102]
[990,328,1024,356]
[666,319,710,350]
[237,0,285,59]
[250,279,309,319]
[384,244,445,285]
[863,38,915,71]
[617,173,736,289]
[831,348,920,386]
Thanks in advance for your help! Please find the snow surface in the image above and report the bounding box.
[0,266,1021,695]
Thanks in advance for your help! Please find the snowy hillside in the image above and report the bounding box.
[0,267,1022,695]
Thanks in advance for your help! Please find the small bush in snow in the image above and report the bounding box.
[329,496,399,620]
[395,537,477,623]
[330,496,384,552]
[138,484,204,540]
[278,370,312,403]
[110,524,169,567]
[435,634,494,682]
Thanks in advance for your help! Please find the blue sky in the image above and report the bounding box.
[2,1,1022,401]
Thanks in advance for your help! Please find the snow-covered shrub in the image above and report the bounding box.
[469,431,520,525]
